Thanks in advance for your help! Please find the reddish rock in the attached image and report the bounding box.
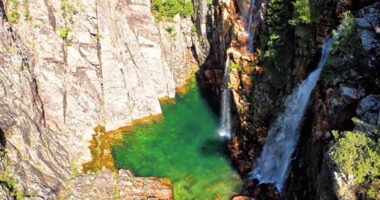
[232,196,255,200]
[255,66,264,72]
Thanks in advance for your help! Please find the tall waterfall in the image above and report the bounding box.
[247,0,256,52]
[218,57,232,138]
[250,30,342,191]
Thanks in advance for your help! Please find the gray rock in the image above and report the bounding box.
[356,95,380,125]
[358,29,378,53]
[339,84,362,104]
[355,18,372,29]
[0,0,204,198]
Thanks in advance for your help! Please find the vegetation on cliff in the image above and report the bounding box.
[152,0,194,21]
[322,12,365,83]
[331,129,380,199]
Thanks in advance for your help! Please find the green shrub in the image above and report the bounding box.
[165,25,174,33]
[152,0,194,20]
[289,0,311,25]
[229,60,242,71]
[7,9,20,24]
[263,0,293,62]
[60,28,70,39]
[330,12,363,58]
[331,130,380,198]
[324,12,364,76]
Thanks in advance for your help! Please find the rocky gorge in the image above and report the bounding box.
[0,0,379,199]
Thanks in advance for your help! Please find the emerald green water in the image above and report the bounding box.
[112,84,243,199]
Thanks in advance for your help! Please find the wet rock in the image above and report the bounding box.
[356,95,380,125]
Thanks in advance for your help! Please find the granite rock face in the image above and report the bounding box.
[0,0,207,198]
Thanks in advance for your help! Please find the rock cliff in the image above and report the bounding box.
[0,0,208,198]
[197,0,379,199]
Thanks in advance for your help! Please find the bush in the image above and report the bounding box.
[152,0,194,20]
[331,130,380,199]
[323,12,364,75]
[229,60,242,71]
[289,0,311,25]
[60,28,70,39]
[263,0,293,62]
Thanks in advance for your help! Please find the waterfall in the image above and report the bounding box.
[247,0,256,52]
[218,57,232,138]
[249,30,342,191]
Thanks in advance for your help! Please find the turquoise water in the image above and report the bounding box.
[112,84,243,199]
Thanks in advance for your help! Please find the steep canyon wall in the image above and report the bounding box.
[0,0,210,198]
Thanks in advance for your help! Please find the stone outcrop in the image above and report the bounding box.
[63,169,172,199]
[0,0,208,198]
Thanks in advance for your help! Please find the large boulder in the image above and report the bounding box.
[356,95,380,125]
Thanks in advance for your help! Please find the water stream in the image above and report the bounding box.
[218,57,232,138]
[247,0,256,52]
[250,30,342,191]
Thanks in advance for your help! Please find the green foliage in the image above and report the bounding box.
[60,28,70,39]
[61,0,68,18]
[289,0,311,25]
[330,12,362,57]
[332,130,380,198]
[266,0,292,33]
[7,9,20,24]
[7,0,20,24]
[264,34,280,58]
[263,0,293,62]
[323,12,364,77]
[22,0,30,20]
[152,0,194,20]
[165,25,174,33]
[229,60,242,71]
[60,0,76,20]
[191,24,197,33]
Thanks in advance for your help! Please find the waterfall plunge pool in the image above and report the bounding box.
[112,84,243,199]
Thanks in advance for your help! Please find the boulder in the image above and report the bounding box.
[339,84,363,104]
[356,95,380,125]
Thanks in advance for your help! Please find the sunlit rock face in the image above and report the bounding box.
[0,0,206,198]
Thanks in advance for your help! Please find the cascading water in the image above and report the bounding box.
[218,57,232,138]
[250,29,343,191]
[247,0,256,52]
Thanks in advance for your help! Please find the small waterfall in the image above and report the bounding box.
[250,30,342,191]
[218,57,232,138]
[247,0,256,52]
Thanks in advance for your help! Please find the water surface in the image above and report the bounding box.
[112,84,243,199]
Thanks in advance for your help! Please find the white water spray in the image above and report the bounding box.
[250,30,342,191]
[218,57,232,138]
[247,0,256,52]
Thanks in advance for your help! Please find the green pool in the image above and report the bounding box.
[112,84,243,199]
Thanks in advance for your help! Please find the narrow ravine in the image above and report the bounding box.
[112,84,243,199]
[250,29,343,191]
